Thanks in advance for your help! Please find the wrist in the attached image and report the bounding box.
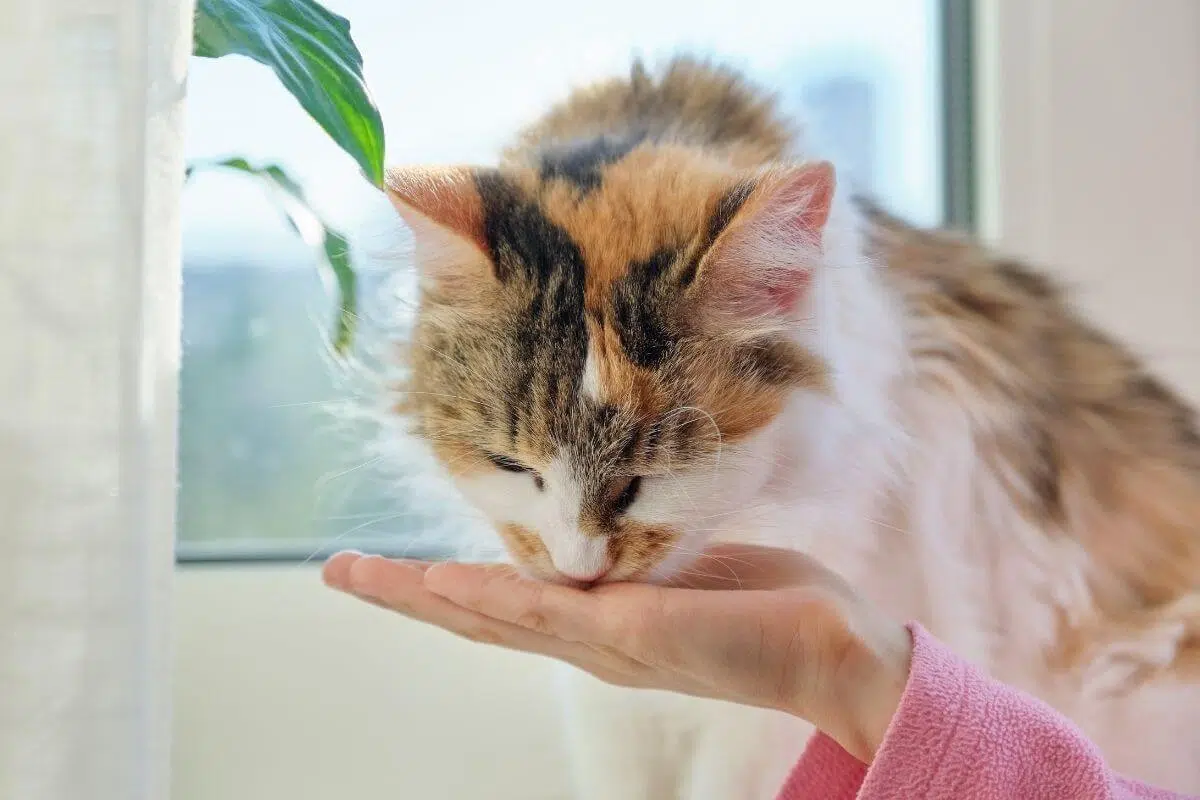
[801,616,913,763]
[844,621,912,761]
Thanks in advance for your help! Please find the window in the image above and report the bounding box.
[177,0,967,561]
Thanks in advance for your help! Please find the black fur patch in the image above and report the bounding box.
[678,180,755,288]
[611,249,679,369]
[474,171,590,444]
[537,133,646,194]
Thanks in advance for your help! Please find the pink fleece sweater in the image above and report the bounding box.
[776,624,1194,800]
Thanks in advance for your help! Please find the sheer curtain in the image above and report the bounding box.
[0,1,190,798]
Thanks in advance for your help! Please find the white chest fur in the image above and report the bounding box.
[556,391,1200,797]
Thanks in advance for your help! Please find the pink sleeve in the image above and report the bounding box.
[775,623,1194,800]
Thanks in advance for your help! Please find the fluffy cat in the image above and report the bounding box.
[383,57,1200,797]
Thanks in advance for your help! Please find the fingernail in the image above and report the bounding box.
[322,550,366,591]
[346,555,383,586]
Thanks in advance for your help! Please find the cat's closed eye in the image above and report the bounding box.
[486,452,544,490]
[612,476,642,515]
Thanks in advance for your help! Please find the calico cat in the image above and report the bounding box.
[384,57,1200,797]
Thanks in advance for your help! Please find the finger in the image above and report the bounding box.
[322,550,363,591]
[426,563,678,671]
[323,551,436,592]
[423,561,604,641]
[344,558,574,654]
[347,555,443,613]
[342,557,644,686]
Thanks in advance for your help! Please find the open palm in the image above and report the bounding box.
[322,544,911,762]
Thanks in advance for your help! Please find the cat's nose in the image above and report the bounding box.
[556,564,611,585]
[548,539,612,585]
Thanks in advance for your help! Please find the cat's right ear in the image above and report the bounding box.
[385,166,495,301]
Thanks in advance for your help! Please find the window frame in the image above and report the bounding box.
[940,0,977,231]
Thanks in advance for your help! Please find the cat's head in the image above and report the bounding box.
[387,144,835,584]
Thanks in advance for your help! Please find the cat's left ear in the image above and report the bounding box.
[691,161,835,334]
[385,166,495,301]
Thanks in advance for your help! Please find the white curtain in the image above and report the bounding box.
[0,1,190,798]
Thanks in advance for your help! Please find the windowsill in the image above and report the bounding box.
[175,538,459,565]
[172,566,574,800]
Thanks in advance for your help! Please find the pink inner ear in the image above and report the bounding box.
[707,161,836,321]
[776,161,835,245]
[763,273,811,316]
[385,166,488,253]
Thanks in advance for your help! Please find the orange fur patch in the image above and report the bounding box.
[609,522,683,581]
[866,200,1200,684]
[498,523,555,575]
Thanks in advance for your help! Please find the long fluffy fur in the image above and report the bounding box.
[383,56,1200,795]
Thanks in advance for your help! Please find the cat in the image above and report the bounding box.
[383,56,1200,797]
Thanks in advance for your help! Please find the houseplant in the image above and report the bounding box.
[188,0,385,352]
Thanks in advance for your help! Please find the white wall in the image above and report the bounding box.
[172,567,574,800]
[976,0,1200,401]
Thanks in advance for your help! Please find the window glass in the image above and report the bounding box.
[179,0,948,559]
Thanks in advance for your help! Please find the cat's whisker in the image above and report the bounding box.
[321,509,414,521]
[663,556,746,589]
[659,541,760,576]
[409,339,492,386]
[658,464,700,516]
[688,502,783,522]
[298,525,374,566]
[267,397,371,410]
[323,506,481,527]
[398,390,484,403]
[860,515,915,537]
[314,456,386,491]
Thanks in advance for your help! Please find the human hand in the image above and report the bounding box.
[322,544,912,763]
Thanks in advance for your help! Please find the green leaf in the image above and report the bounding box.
[193,0,386,187]
[322,230,357,354]
[189,158,358,353]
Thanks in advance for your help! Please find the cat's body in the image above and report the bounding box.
[386,58,1200,796]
